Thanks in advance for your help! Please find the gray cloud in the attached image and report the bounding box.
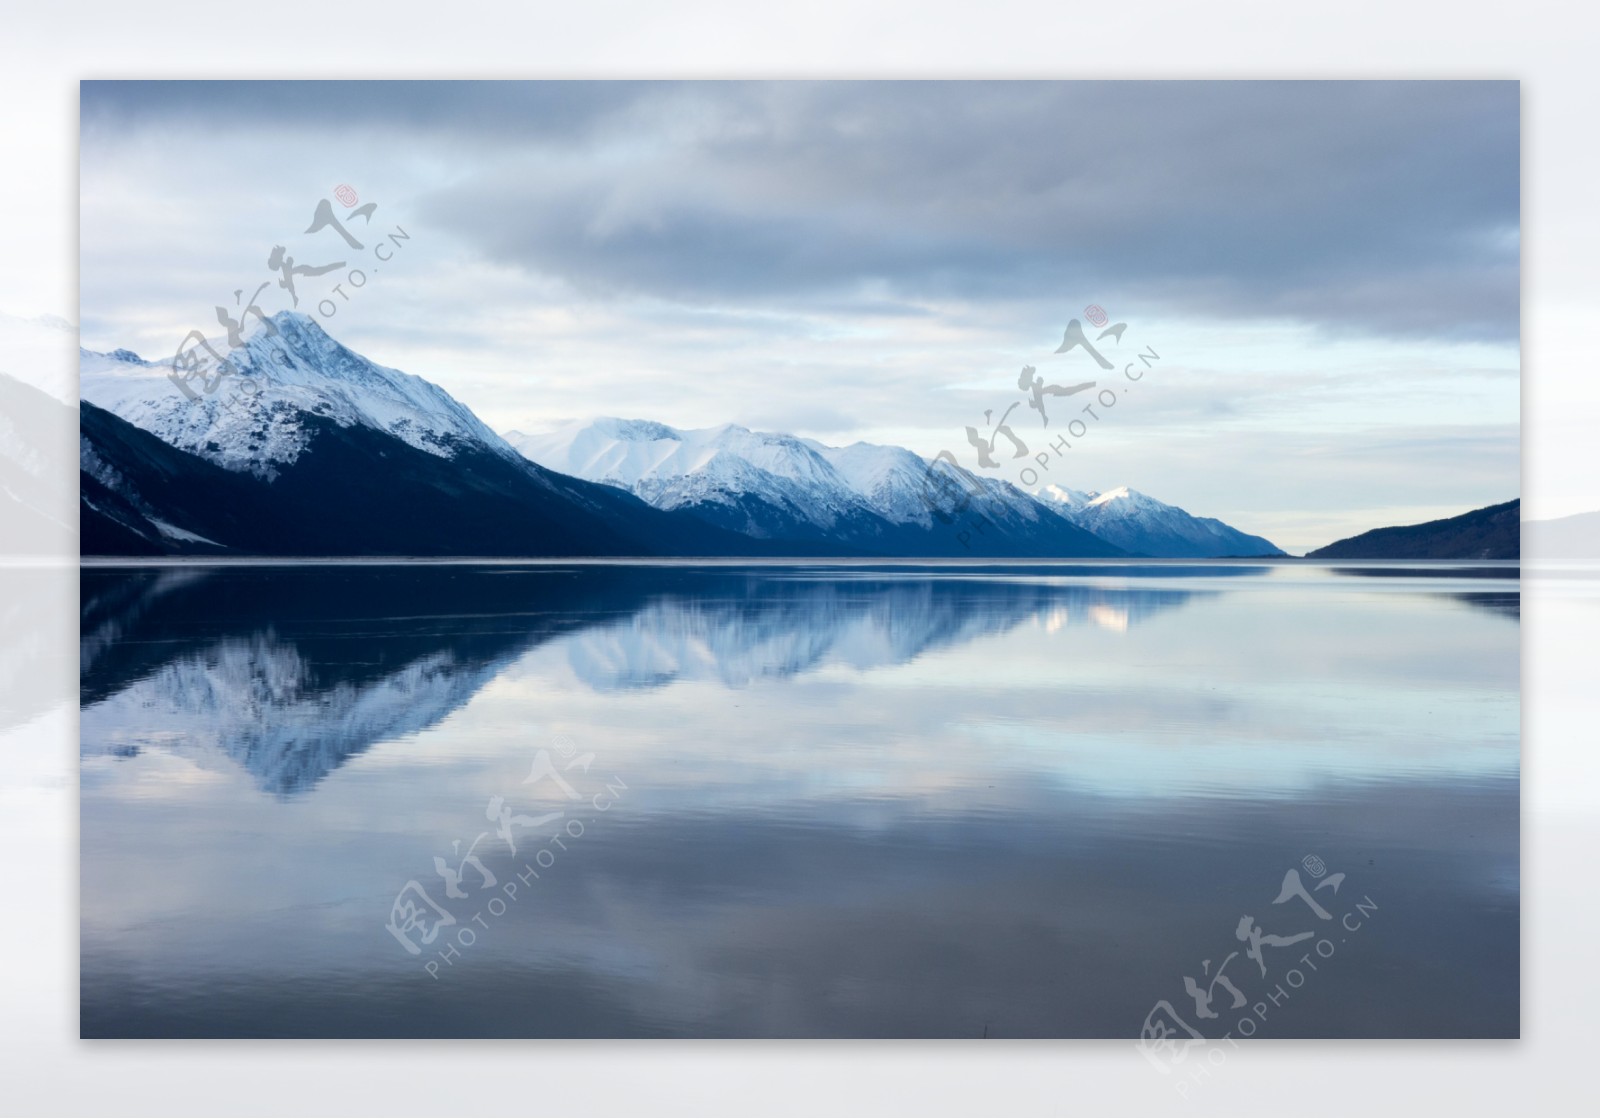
[82,80,1517,340]
[79,79,654,144]
[371,80,1518,340]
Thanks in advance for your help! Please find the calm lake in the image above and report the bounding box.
[79,560,1519,1038]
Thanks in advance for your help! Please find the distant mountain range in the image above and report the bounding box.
[0,372,76,554]
[506,417,1121,557]
[77,312,1286,559]
[0,311,77,555]
[1306,499,1520,560]
[507,417,1282,558]
[1522,509,1600,559]
[1036,483,1283,558]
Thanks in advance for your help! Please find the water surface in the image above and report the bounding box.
[79,561,1519,1038]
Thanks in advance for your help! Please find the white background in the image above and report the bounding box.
[2,2,1595,1115]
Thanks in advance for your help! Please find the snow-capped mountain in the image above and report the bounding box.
[804,436,1081,534]
[0,310,78,554]
[80,310,522,480]
[78,315,758,557]
[506,419,1123,557]
[0,310,77,406]
[506,418,887,542]
[0,372,76,554]
[1038,484,1284,558]
[75,312,1270,559]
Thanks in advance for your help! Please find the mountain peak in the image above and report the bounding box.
[255,309,337,355]
[1038,483,1283,557]
[265,308,323,331]
[590,417,685,443]
[505,415,1128,554]
[1089,485,1138,506]
[81,312,521,478]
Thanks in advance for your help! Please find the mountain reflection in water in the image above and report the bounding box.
[79,561,1519,1038]
[80,564,1220,795]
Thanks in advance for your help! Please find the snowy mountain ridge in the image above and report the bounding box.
[80,311,523,480]
[506,418,896,537]
[76,312,1278,558]
[508,418,1281,557]
[507,418,1084,542]
[1037,483,1285,557]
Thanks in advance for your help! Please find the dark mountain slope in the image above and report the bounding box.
[80,401,761,557]
[1306,499,1520,560]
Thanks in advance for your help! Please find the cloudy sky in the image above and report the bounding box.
[78,80,1519,553]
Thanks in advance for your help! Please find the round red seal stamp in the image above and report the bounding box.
[1084,304,1109,328]
[334,184,359,208]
